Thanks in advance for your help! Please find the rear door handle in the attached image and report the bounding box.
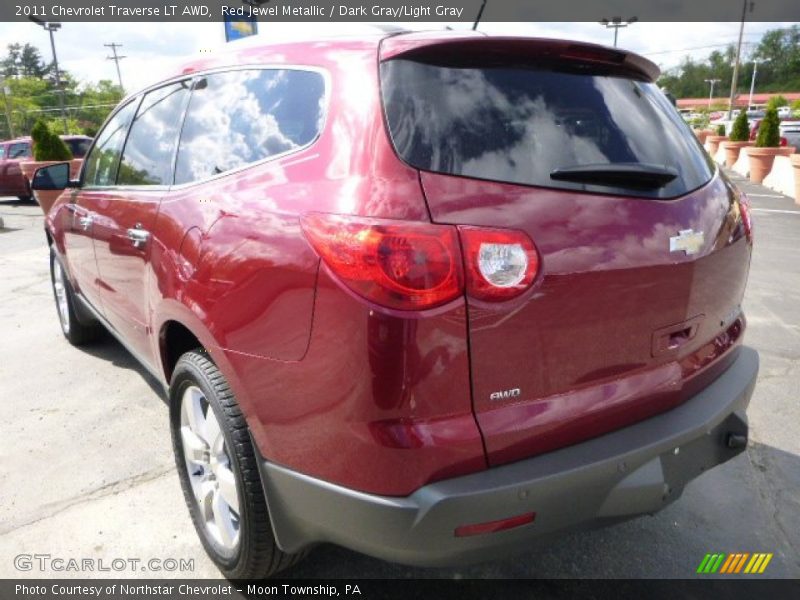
[127,227,150,248]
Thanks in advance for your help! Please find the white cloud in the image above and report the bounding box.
[0,20,793,95]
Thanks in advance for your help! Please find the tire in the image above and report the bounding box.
[169,350,305,579]
[50,247,102,345]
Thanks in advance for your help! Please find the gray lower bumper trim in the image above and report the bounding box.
[257,347,758,567]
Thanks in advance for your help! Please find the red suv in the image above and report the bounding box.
[1,135,92,201]
[36,32,758,578]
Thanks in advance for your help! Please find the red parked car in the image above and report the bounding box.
[0,135,92,201]
[35,32,758,578]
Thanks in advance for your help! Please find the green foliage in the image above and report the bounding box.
[31,119,73,161]
[717,124,726,136]
[767,95,788,109]
[656,25,800,99]
[755,107,781,147]
[729,110,750,142]
[1,43,48,78]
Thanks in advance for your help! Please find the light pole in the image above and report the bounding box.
[727,0,754,120]
[0,79,14,139]
[748,60,760,109]
[704,79,721,108]
[599,17,638,47]
[30,17,68,134]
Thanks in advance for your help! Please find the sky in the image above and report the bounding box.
[0,20,795,94]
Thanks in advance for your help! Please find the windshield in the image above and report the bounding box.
[381,59,715,199]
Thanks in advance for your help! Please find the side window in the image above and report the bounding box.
[174,69,325,185]
[83,100,138,187]
[0,145,5,158]
[117,81,191,186]
[8,143,30,159]
[67,138,91,158]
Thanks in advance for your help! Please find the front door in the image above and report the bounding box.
[65,99,140,314]
[91,80,191,366]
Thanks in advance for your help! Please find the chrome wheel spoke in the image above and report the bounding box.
[212,489,238,548]
[182,387,209,444]
[216,465,240,515]
[205,408,223,451]
[197,481,215,522]
[180,426,208,467]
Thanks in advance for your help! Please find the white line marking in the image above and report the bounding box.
[747,193,786,198]
[750,208,800,215]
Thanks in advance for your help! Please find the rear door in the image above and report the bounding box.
[380,40,753,466]
[92,80,191,365]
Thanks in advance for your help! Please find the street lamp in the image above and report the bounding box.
[748,60,760,110]
[29,16,68,134]
[704,78,721,109]
[599,17,638,47]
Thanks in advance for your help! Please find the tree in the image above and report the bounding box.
[31,119,72,161]
[729,110,750,142]
[1,43,48,78]
[755,107,780,148]
[766,95,788,109]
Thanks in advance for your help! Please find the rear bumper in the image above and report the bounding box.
[258,346,758,567]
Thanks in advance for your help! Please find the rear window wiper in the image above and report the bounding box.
[550,163,678,190]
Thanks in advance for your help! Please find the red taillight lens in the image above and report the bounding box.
[738,193,753,243]
[300,213,463,311]
[459,227,539,302]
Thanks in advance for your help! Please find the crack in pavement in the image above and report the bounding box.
[0,466,176,536]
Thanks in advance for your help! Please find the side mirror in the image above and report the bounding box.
[32,162,71,191]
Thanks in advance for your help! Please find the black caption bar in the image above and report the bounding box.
[3,0,800,22]
[3,579,800,600]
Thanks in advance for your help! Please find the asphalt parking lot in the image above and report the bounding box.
[0,172,798,579]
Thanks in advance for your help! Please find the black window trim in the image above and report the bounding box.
[78,64,330,193]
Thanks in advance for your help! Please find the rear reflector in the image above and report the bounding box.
[454,512,536,537]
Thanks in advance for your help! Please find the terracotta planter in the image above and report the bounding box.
[19,159,82,215]
[745,147,795,184]
[722,141,753,168]
[706,135,728,156]
[693,129,711,144]
[791,154,800,206]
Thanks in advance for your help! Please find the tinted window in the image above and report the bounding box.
[174,69,325,185]
[8,143,30,159]
[65,138,91,158]
[381,60,715,199]
[83,101,138,187]
[117,81,191,185]
[0,145,4,158]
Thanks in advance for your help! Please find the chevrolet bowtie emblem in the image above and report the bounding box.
[670,229,705,256]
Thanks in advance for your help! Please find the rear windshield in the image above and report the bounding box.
[66,138,92,158]
[380,59,715,199]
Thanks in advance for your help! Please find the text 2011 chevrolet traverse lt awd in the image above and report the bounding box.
[34,32,758,578]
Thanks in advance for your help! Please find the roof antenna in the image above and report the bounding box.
[472,0,487,31]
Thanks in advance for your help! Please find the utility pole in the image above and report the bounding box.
[727,0,754,120]
[600,17,638,47]
[704,79,721,108]
[30,17,68,134]
[104,43,126,94]
[473,0,487,31]
[748,60,760,109]
[0,79,14,139]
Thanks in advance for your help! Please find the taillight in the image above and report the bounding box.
[300,213,463,311]
[738,193,753,243]
[459,227,539,302]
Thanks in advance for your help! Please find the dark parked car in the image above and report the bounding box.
[37,32,757,578]
[0,135,92,201]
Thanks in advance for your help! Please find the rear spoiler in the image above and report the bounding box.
[380,33,660,82]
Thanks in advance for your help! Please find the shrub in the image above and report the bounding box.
[729,110,750,142]
[716,124,726,136]
[755,106,780,148]
[31,120,73,162]
[766,95,788,110]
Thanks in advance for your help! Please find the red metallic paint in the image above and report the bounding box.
[45,34,753,497]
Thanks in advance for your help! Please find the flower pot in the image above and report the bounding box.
[791,154,800,206]
[745,147,791,184]
[722,141,753,168]
[706,135,728,156]
[693,129,711,144]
